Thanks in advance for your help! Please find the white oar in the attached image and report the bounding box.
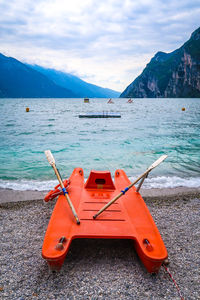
[45,150,80,225]
[93,155,168,219]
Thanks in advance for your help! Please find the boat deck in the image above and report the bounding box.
[42,168,168,273]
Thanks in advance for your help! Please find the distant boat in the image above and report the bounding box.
[107,98,114,104]
[84,98,90,103]
[127,98,133,103]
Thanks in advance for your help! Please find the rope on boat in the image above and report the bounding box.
[162,264,184,300]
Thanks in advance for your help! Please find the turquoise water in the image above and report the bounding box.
[0,98,200,190]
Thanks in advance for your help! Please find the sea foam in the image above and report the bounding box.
[130,176,200,189]
[0,176,200,191]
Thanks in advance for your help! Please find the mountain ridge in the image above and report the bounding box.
[0,54,76,98]
[27,64,120,98]
[120,27,200,98]
[0,53,120,98]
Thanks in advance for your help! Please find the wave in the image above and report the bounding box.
[129,176,200,189]
[0,179,58,191]
[0,176,200,191]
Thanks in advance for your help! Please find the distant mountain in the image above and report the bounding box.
[120,27,200,98]
[0,53,120,98]
[0,53,76,98]
[27,65,120,98]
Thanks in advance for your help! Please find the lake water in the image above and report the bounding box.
[0,98,200,191]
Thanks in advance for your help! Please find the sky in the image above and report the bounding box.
[0,0,200,92]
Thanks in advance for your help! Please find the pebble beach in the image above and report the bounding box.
[0,187,199,299]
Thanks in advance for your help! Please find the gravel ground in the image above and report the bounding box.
[0,193,199,300]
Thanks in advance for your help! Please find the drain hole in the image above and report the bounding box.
[95,178,106,185]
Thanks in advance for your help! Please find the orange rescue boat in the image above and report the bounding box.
[42,168,168,273]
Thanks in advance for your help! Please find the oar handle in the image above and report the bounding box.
[93,173,143,219]
[93,192,123,219]
[93,155,168,219]
[136,174,148,192]
[51,165,80,225]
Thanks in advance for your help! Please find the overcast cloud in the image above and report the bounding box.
[0,0,199,91]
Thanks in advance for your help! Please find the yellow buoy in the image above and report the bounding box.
[26,107,29,112]
[182,107,185,111]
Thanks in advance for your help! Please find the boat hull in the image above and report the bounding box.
[42,168,168,273]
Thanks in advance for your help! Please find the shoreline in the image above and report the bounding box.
[0,186,200,204]
[0,187,199,299]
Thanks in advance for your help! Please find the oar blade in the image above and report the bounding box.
[147,155,168,172]
[45,150,55,166]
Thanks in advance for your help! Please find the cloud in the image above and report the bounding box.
[0,0,199,91]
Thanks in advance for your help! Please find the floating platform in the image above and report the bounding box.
[42,169,168,273]
[79,112,121,118]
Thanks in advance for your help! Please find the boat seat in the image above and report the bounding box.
[84,170,116,190]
